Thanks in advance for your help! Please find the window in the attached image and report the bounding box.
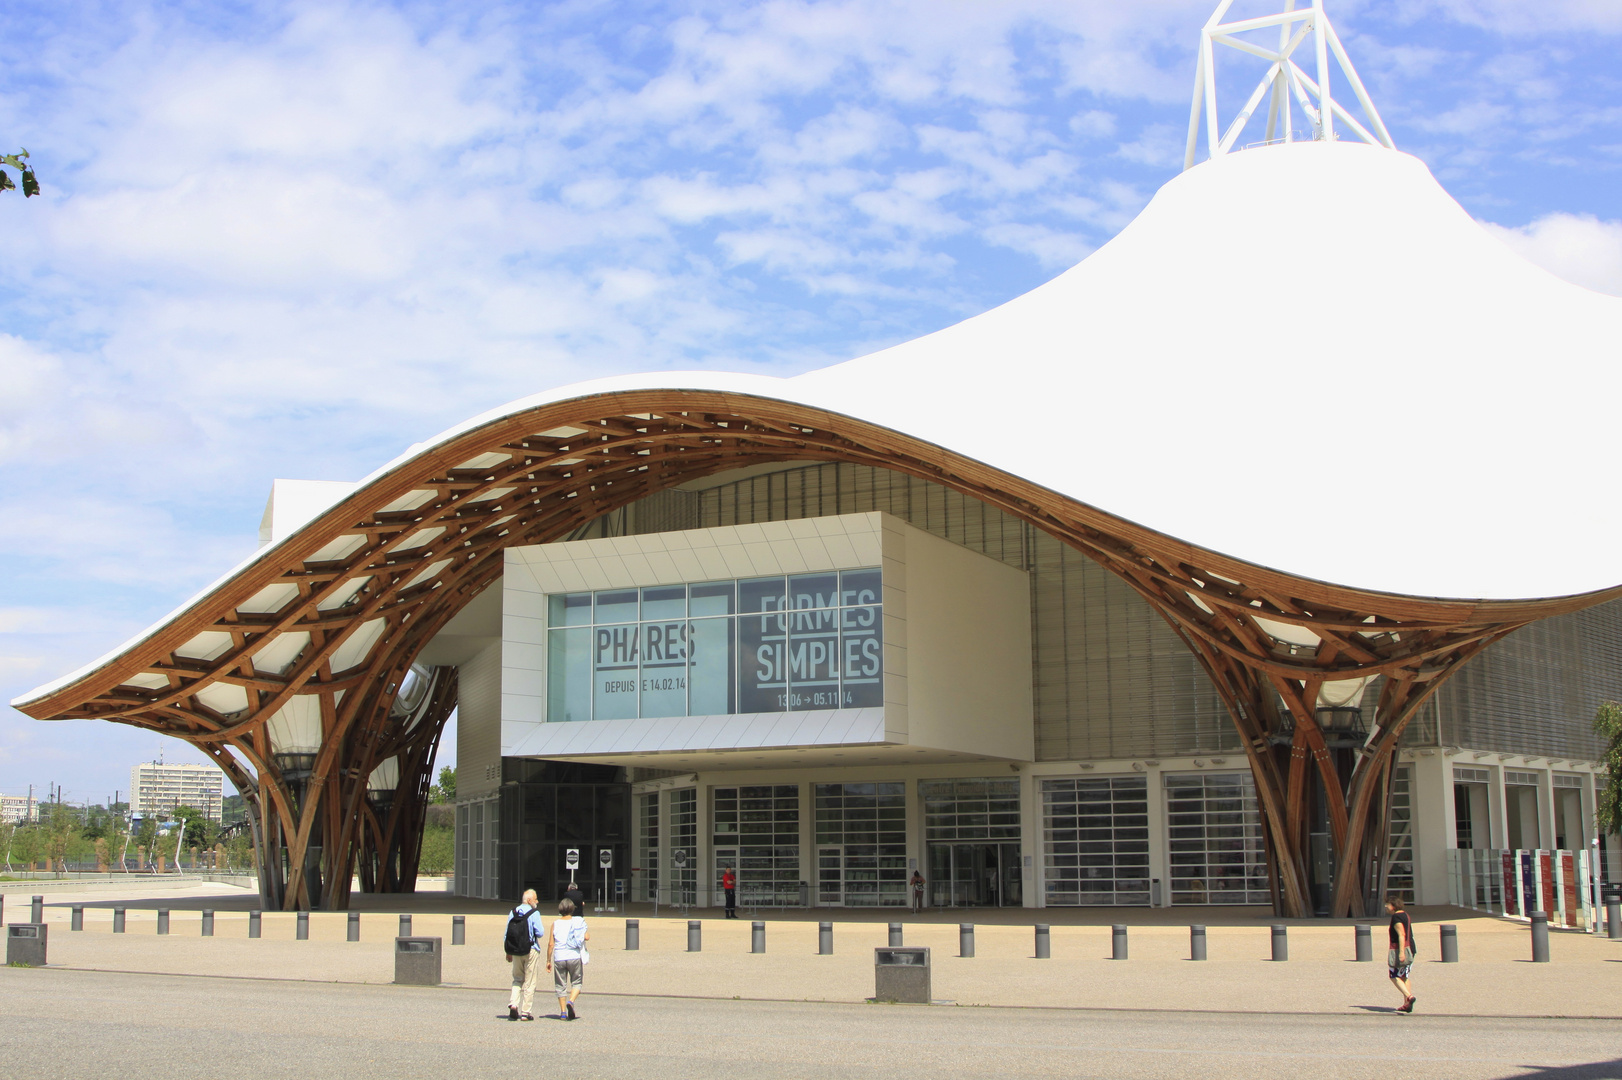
[1042,777,1148,906]
[1385,765,1415,904]
[1165,772,1269,906]
[921,778,1021,841]
[669,788,697,905]
[713,785,800,906]
[545,570,883,722]
[636,792,658,903]
[814,782,907,906]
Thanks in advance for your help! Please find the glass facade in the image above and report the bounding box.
[493,760,628,906]
[1165,772,1270,905]
[814,782,908,906]
[636,791,658,903]
[1384,765,1415,904]
[546,571,883,722]
[713,784,801,906]
[921,778,1023,906]
[1041,776,1149,906]
[669,788,697,905]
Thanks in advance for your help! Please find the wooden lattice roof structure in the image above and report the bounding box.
[16,141,1622,915]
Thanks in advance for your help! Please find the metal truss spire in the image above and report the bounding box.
[1184,0,1395,171]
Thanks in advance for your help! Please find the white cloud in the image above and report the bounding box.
[1481,212,1622,296]
[1417,0,1622,35]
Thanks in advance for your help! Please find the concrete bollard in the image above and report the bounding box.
[960,923,975,959]
[201,911,214,937]
[71,906,84,932]
[348,911,360,942]
[157,910,170,936]
[688,920,702,952]
[113,908,126,934]
[1606,889,1621,940]
[1112,924,1128,961]
[752,920,766,954]
[249,910,261,939]
[1271,924,1288,962]
[1035,924,1051,959]
[31,896,44,923]
[1355,923,1372,962]
[1190,925,1207,961]
[1531,911,1550,963]
[296,911,309,940]
[1440,924,1458,962]
[625,919,640,951]
[452,915,465,946]
[398,914,412,938]
[889,922,903,947]
[820,921,834,955]
[0,894,4,925]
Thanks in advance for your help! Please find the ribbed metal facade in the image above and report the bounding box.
[590,460,1614,764]
[601,461,1236,762]
[1428,599,1622,759]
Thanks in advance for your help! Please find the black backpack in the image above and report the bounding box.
[503,907,532,957]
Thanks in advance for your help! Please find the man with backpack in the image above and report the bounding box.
[504,888,544,1021]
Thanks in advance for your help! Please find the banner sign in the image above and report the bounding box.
[546,570,883,723]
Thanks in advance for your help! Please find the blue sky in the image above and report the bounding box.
[2,0,1620,804]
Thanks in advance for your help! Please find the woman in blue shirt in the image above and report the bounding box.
[544,897,590,1020]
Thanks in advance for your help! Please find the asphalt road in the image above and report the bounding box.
[2,967,1618,1080]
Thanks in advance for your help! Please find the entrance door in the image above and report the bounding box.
[817,846,842,906]
[927,843,1021,906]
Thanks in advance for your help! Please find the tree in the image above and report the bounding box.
[1594,701,1622,837]
[170,805,216,852]
[430,765,455,804]
[2,149,39,197]
[418,820,453,874]
[9,824,44,869]
[40,803,79,870]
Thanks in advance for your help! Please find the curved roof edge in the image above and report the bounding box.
[15,381,1622,715]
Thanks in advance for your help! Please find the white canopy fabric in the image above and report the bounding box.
[15,139,1620,710]
[438,140,1621,600]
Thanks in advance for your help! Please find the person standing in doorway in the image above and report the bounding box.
[544,897,589,1020]
[1387,895,1417,1013]
[722,866,737,918]
[503,888,544,1021]
[564,880,585,911]
[910,869,925,914]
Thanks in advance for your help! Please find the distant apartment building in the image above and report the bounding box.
[129,762,224,822]
[1,793,36,824]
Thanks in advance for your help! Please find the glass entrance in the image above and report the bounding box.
[926,842,1022,906]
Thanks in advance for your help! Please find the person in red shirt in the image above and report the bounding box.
[722,867,737,919]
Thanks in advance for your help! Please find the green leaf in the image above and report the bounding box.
[0,172,13,192]
[21,169,38,197]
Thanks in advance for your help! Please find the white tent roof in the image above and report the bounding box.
[15,139,1620,710]
[434,140,1622,600]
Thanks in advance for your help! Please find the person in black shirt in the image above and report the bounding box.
[564,881,585,912]
[1386,895,1416,1013]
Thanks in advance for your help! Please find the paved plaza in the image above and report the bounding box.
[3,882,1621,1018]
[3,883,1621,1076]
[4,966,1621,1080]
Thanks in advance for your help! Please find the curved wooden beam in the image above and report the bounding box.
[20,391,1621,912]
